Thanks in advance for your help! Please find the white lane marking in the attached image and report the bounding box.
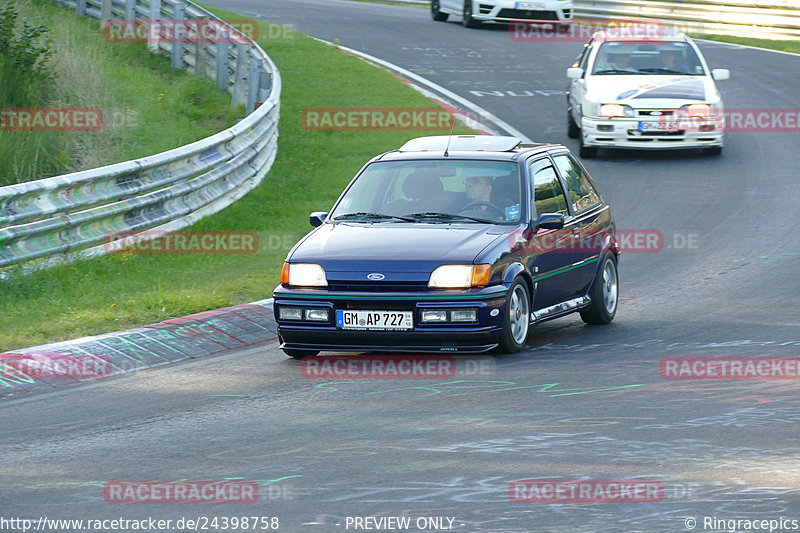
[310,37,534,142]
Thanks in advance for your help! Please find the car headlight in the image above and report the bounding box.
[281,262,327,287]
[600,104,635,118]
[428,264,491,289]
[680,103,711,118]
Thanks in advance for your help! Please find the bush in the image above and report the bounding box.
[0,1,53,107]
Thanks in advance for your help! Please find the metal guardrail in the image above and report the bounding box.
[0,0,281,274]
[573,0,800,39]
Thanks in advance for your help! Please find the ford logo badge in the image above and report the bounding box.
[367,273,385,281]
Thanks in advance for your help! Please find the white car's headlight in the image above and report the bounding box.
[680,103,711,117]
[281,262,327,287]
[600,104,635,118]
[428,264,491,289]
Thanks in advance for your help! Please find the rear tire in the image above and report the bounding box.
[462,0,480,28]
[580,253,618,325]
[432,0,449,21]
[499,278,530,353]
[283,348,319,359]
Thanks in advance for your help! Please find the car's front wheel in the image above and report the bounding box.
[283,348,320,359]
[704,146,722,156]
[580,253,618,324]
[432,0,449,21]
[462,0,480,28]
[499,277,530,353]
[579,132,597,158]
[567,102,580,139]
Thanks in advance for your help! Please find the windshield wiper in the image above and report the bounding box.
[638,68,687,75]
[404,212,495,224]
[594,69,639,75]
[333,212,414,222]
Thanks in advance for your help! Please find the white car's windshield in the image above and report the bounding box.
[330,160,522,224]
[592,41,705,76]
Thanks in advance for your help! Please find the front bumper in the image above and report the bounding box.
[473,1,573,23]
[273,286,509,354]
[581,116,724,150]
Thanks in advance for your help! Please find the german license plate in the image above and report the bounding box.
[516,1,545,9]
[638,121,679,132]
[336,310,413,331]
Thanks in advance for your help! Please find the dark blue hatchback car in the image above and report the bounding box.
[273,135,619,357]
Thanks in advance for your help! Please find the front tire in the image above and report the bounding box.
[579,132,597,158]
[580,253,618,325]
[499,277,530,353]
[432,0,448,21]
[567,103,580,139]
[283,348,319,359]
[462,0,480,28]
[704,146,722,156]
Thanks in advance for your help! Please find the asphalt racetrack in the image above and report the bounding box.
[2,1,800,531]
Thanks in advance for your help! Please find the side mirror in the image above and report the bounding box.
[535,213,565,230]
[309,211,328,227]
[566,67,584,80]
[711,68,730,81]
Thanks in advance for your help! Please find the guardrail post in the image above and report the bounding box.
[258,68,271,106]
[75,0,87,17]
[124,0,136,22]
[100,0,112,27]
[196,41,208,79]
[147,0,162,53]
[246,58,260,114]
[171,3,186,69]
[215,42,229,91]
[231,43,248,110]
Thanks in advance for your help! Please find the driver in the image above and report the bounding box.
[464,175,494,210]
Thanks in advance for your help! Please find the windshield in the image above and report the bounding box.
[592,41,705,76]
[329,160,522,224]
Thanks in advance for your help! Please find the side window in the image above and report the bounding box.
[553,155,601,213]
[532,166,569,217]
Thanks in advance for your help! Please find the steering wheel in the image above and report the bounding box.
[461,201,505,218]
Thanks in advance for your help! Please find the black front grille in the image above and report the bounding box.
[637,109,677,117]
[498,9,558,19]
[479,3,492,14]
[328,281,428,292]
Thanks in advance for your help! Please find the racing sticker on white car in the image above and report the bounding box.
[616,77,703,101]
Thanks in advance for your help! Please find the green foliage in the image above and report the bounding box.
[0,1,53,80]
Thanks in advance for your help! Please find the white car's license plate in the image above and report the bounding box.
[638,121,679,132]
[336,310,413,331]
[516,2,545,9]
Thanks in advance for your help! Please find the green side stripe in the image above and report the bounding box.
[532,256,599,282]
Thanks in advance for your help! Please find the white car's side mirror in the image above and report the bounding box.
[567,67,584,80]
[711,68,730,81]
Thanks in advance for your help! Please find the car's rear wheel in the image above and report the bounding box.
[567,103,580,139]
[283,348,319,359]
[499,278,530,353]
[580,253,618,325]
[462,0,480,28]
[432,0,449,21]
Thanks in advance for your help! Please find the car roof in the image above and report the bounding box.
[592,27,689,43]
[378,135,563,162]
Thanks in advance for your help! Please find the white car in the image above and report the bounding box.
[566,30,730,157]
[432,0,573,28]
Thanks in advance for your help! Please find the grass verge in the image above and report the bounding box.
[692,33,800,55]
[0,0,242,186]
[0,4,474,350]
